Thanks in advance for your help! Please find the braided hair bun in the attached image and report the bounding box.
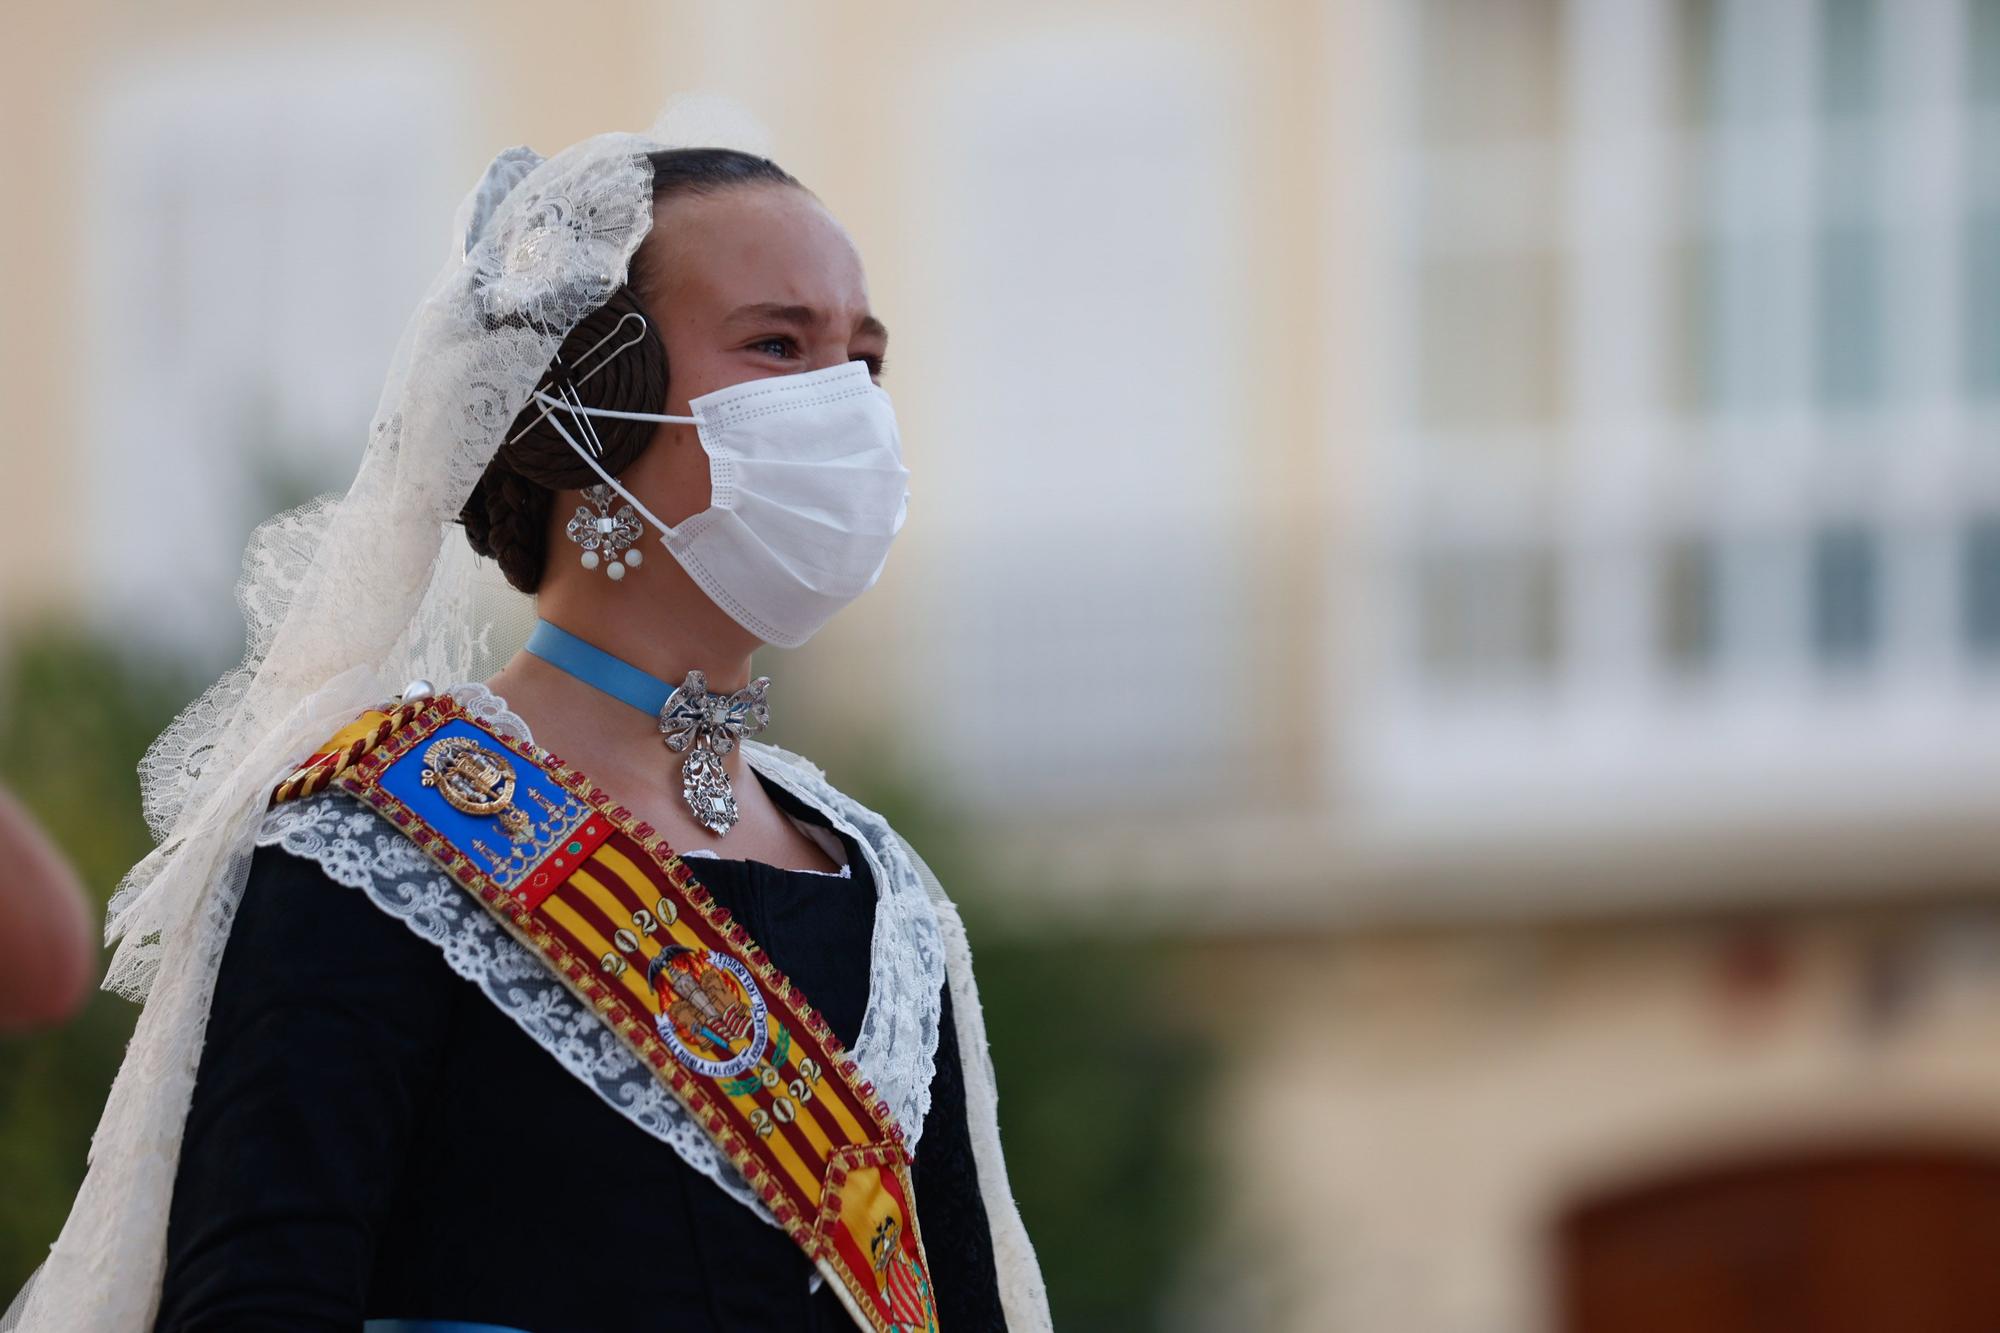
[458,146,805,593]
[459,286,667,592]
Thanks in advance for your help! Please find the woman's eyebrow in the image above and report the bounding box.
[724,302,890,347]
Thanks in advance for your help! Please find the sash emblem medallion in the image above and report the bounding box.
[649,944,771,1078]
[420,735,532,840]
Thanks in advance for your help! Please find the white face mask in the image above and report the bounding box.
[531,358,910,648]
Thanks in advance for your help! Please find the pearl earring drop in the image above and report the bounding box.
[565,483,643,581]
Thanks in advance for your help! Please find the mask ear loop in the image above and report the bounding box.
[532,392,702,426]
[529,388,709,542]
[506,310,655,446]
[537,398,682,539]
[512,302,704,536]
[547,360,609,460]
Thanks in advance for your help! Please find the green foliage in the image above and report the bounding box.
[0,619,196,1295]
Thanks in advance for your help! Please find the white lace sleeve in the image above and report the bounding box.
[893,831,1055,1332]
[740,739,947,1152]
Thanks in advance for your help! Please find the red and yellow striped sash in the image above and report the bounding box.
[302,693,941,1333]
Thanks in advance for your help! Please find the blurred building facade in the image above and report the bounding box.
[9,0,2000,1329]
[1159,1,2000,1328]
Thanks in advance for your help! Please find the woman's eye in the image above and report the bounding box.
[750,336,798,359]
[855,353,887,378]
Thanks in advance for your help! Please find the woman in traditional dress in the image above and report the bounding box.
[2,104,1050,1333]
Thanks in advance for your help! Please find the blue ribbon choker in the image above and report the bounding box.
[519,618,772,837]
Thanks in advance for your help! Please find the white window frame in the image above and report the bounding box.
[1341,0,2000,836]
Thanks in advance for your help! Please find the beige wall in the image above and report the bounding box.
[0,0,1352,797]
[1196,904,2000,1331]
[0,5,94,625]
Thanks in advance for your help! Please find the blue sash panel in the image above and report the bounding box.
[372,716,593,893]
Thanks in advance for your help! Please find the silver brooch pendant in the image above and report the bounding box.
[565,483,645,581]
[657,670,771,836]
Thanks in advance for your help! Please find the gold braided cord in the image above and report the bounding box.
[267,699,428,807]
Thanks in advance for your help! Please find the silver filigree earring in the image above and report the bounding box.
[565,483,645,580]
[658,671,772,835]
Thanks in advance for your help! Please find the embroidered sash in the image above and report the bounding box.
[270,692,942,1333]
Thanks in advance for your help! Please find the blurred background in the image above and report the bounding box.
[7,0,2000,1329]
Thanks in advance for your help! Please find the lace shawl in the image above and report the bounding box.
[249,682,945,1224]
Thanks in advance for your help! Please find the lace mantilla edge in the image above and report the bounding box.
[250,681,946,1231]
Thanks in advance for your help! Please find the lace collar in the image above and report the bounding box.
[252,679,946,1229]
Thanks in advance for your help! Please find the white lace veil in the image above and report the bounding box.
[1,95,777,1333]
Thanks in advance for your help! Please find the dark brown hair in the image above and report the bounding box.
[458,147,805,592]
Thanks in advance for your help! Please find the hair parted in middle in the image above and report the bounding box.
[457,147,806,593]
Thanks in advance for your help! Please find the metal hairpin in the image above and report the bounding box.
[549,360,609,459]
[506,310,651,446]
